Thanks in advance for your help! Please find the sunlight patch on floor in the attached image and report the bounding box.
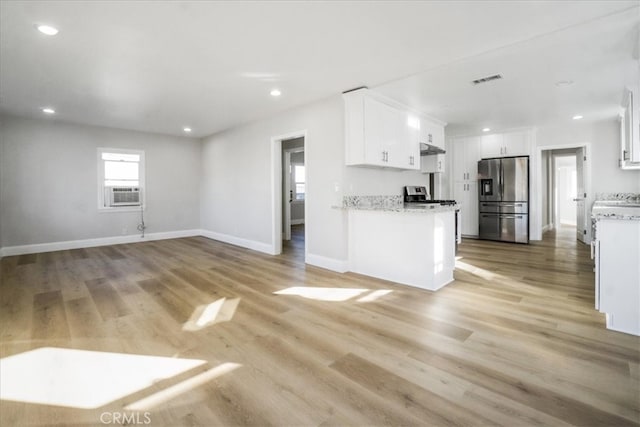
[274,287,393,302]
[0,347,207,409]
[125,362,241,411]
[183,297,240,331]
[455,259,499,280]
[356,289,393,302]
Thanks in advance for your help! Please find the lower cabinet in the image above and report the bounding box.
[348,209,456,291]
[593,219,640,336]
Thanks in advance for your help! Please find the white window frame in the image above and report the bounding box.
[292,163,305,201]
[97,147,146,212]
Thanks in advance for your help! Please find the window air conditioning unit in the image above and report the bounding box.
[105,186,141,207]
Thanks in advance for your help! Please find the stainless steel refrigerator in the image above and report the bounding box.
[478,156,529,243]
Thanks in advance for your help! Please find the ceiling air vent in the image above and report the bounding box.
[471,74,503,85]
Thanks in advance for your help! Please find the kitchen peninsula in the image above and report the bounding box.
[342,196,457,291]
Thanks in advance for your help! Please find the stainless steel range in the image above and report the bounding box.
[404,186,456,206]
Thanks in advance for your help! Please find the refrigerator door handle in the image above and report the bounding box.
[499,161,504,197]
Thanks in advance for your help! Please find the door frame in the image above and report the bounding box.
[271,130,307,256]
[535,143,592,243]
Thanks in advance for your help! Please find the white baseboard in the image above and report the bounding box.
[199,229,275,255]
[306,253,348,273]
[542,223,553,233]
[1,229,201,257]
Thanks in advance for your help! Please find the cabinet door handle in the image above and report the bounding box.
[438,161,441,170]
[409,156,414,165]
[428,133,433,143]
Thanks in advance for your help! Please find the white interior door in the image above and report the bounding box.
[575,147,587,243]
[283,152,292,241]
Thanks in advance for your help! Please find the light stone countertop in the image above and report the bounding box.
[591,196,640,222]
[592,212,640,221]
[333,203,459,214]
[335,195,458,214]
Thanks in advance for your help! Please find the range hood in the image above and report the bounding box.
[420,143,446,156]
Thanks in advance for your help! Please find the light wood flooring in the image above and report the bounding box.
[0,225,638,426]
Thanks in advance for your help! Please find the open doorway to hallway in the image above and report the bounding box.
[270,130,307,258]
[282,137,306,257]
[554,154,577,227]
[541,146,589,244]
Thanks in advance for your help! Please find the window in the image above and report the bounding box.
[98,148,145,210]
[293,164,305,200]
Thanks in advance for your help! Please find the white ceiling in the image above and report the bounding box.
[1,1,638,138]
[375,4,640,136]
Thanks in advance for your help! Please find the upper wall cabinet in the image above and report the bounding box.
[620,88,640,170]
[344,89,445,170]
[421,118,446,149]
[480,130,531,159]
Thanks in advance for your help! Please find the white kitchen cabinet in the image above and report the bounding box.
[421,118,445,149]
[344,89,420,170]
[454,181,479,237]
[452,137,481,237]
[480,130,531,158]
[503,131,531,157]
[593,218,640,335]
[480,134,504,158]
[348,208,456,291]
[452,137,481,183]
[421,154,445,173]
[620,88,640,169]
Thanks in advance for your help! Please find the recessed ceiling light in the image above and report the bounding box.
[555,80,574,87]
[42,107,55,114]
[36,25,59,36]
[183,127,192,133]
[482,128,491,132]
[270,89,281,97]
[572,115,583,120]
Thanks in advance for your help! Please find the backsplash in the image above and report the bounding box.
[595,193,640,202]
[343,195,403,209]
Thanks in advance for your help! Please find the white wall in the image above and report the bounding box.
[0,115,201,249]
[533,119,640,240]
[537,120,640,194]
[200,95,429,268]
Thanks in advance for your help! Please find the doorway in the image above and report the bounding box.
[540,145,590,244]
[270,130,307,257]
[554,155,577,227]
[282,139,305,245]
